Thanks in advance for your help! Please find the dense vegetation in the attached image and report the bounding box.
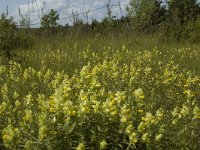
[0,46,200,150]
[0,0,200,149]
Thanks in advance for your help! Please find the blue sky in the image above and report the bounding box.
[0,0,130,26]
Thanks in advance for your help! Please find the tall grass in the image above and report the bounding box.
[11,30,200,76]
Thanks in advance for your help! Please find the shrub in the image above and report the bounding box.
[0,13,16,60]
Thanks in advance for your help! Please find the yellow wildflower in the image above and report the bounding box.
[155,133,162,142]
[100,140,107,150]
[142,132,150,143]
[193,106,200,119]
[180,105,189,117]
[129,132,138,144]
[76,142,85,150]
[134,88,145,100]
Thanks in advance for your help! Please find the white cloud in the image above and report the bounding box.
[11,0,130,27]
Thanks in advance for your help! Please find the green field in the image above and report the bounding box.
[1,0,200,148]
[0,31,200,149]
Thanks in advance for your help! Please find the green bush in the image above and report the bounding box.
[0,13,16,60]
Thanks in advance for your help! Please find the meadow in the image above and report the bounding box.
[0,31,200,150]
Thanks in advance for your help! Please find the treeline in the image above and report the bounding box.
[38,9,132,35]
[38,0,200,40]
[126,0,200,42]
[33,0,200,43]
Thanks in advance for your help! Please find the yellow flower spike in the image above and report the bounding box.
[172,119,178,125]
[144,112,155,124]
[139,95,145,99]
[144,67,152,74]
[82,107,88,113]
[24,94,33,105]
[100,140,107,150]
[23,109,33,123]
[121,116,128,123]
[142,132,150,143]
[63,86,71,93]
[110,111,117,116]
[2,125,15,146]
[183,90,194,99]
[69,110,76,116]
[115,91,126,104]
[63,101,76,116]
[13,91,19,99]
[39,126,47,140]
[76,142,85,150]
[141,117,145,121]
[134,88,145,101]
[120,105,132,124]
[138,109,144,113]
[1,83,8,97]
[79,90,88,101]
[171,107,179,117]
[193,106,200,119]
[0,102,7,115]
[92,101,101,113]
[125,124,134,135]
[15,100,21,108]
[138,122,146,133]
[156,109,164,120]
[180,105,189,117]
[90,95,97,103]
[155,133,163,142]
[49,99,57,112]
[23,69,29,79]
[14,128,19,133]
[129,132,138,144]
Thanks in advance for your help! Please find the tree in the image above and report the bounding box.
[127,0,166,32]
[167,0,200,25]
[0,13,16,60]
[161,0,200,42]
[41,9,59,28]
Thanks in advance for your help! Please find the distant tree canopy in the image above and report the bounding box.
[167,0,200,24]
[127,0,200,26]
[41,9,59,28]
[127,0,166,32]
[126,0,200,42]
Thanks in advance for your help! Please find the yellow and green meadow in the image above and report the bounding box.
[0,45,200,149]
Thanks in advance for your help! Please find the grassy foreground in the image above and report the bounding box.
[0,34,200,149]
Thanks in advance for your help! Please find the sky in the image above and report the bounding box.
[0,0,130,27]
